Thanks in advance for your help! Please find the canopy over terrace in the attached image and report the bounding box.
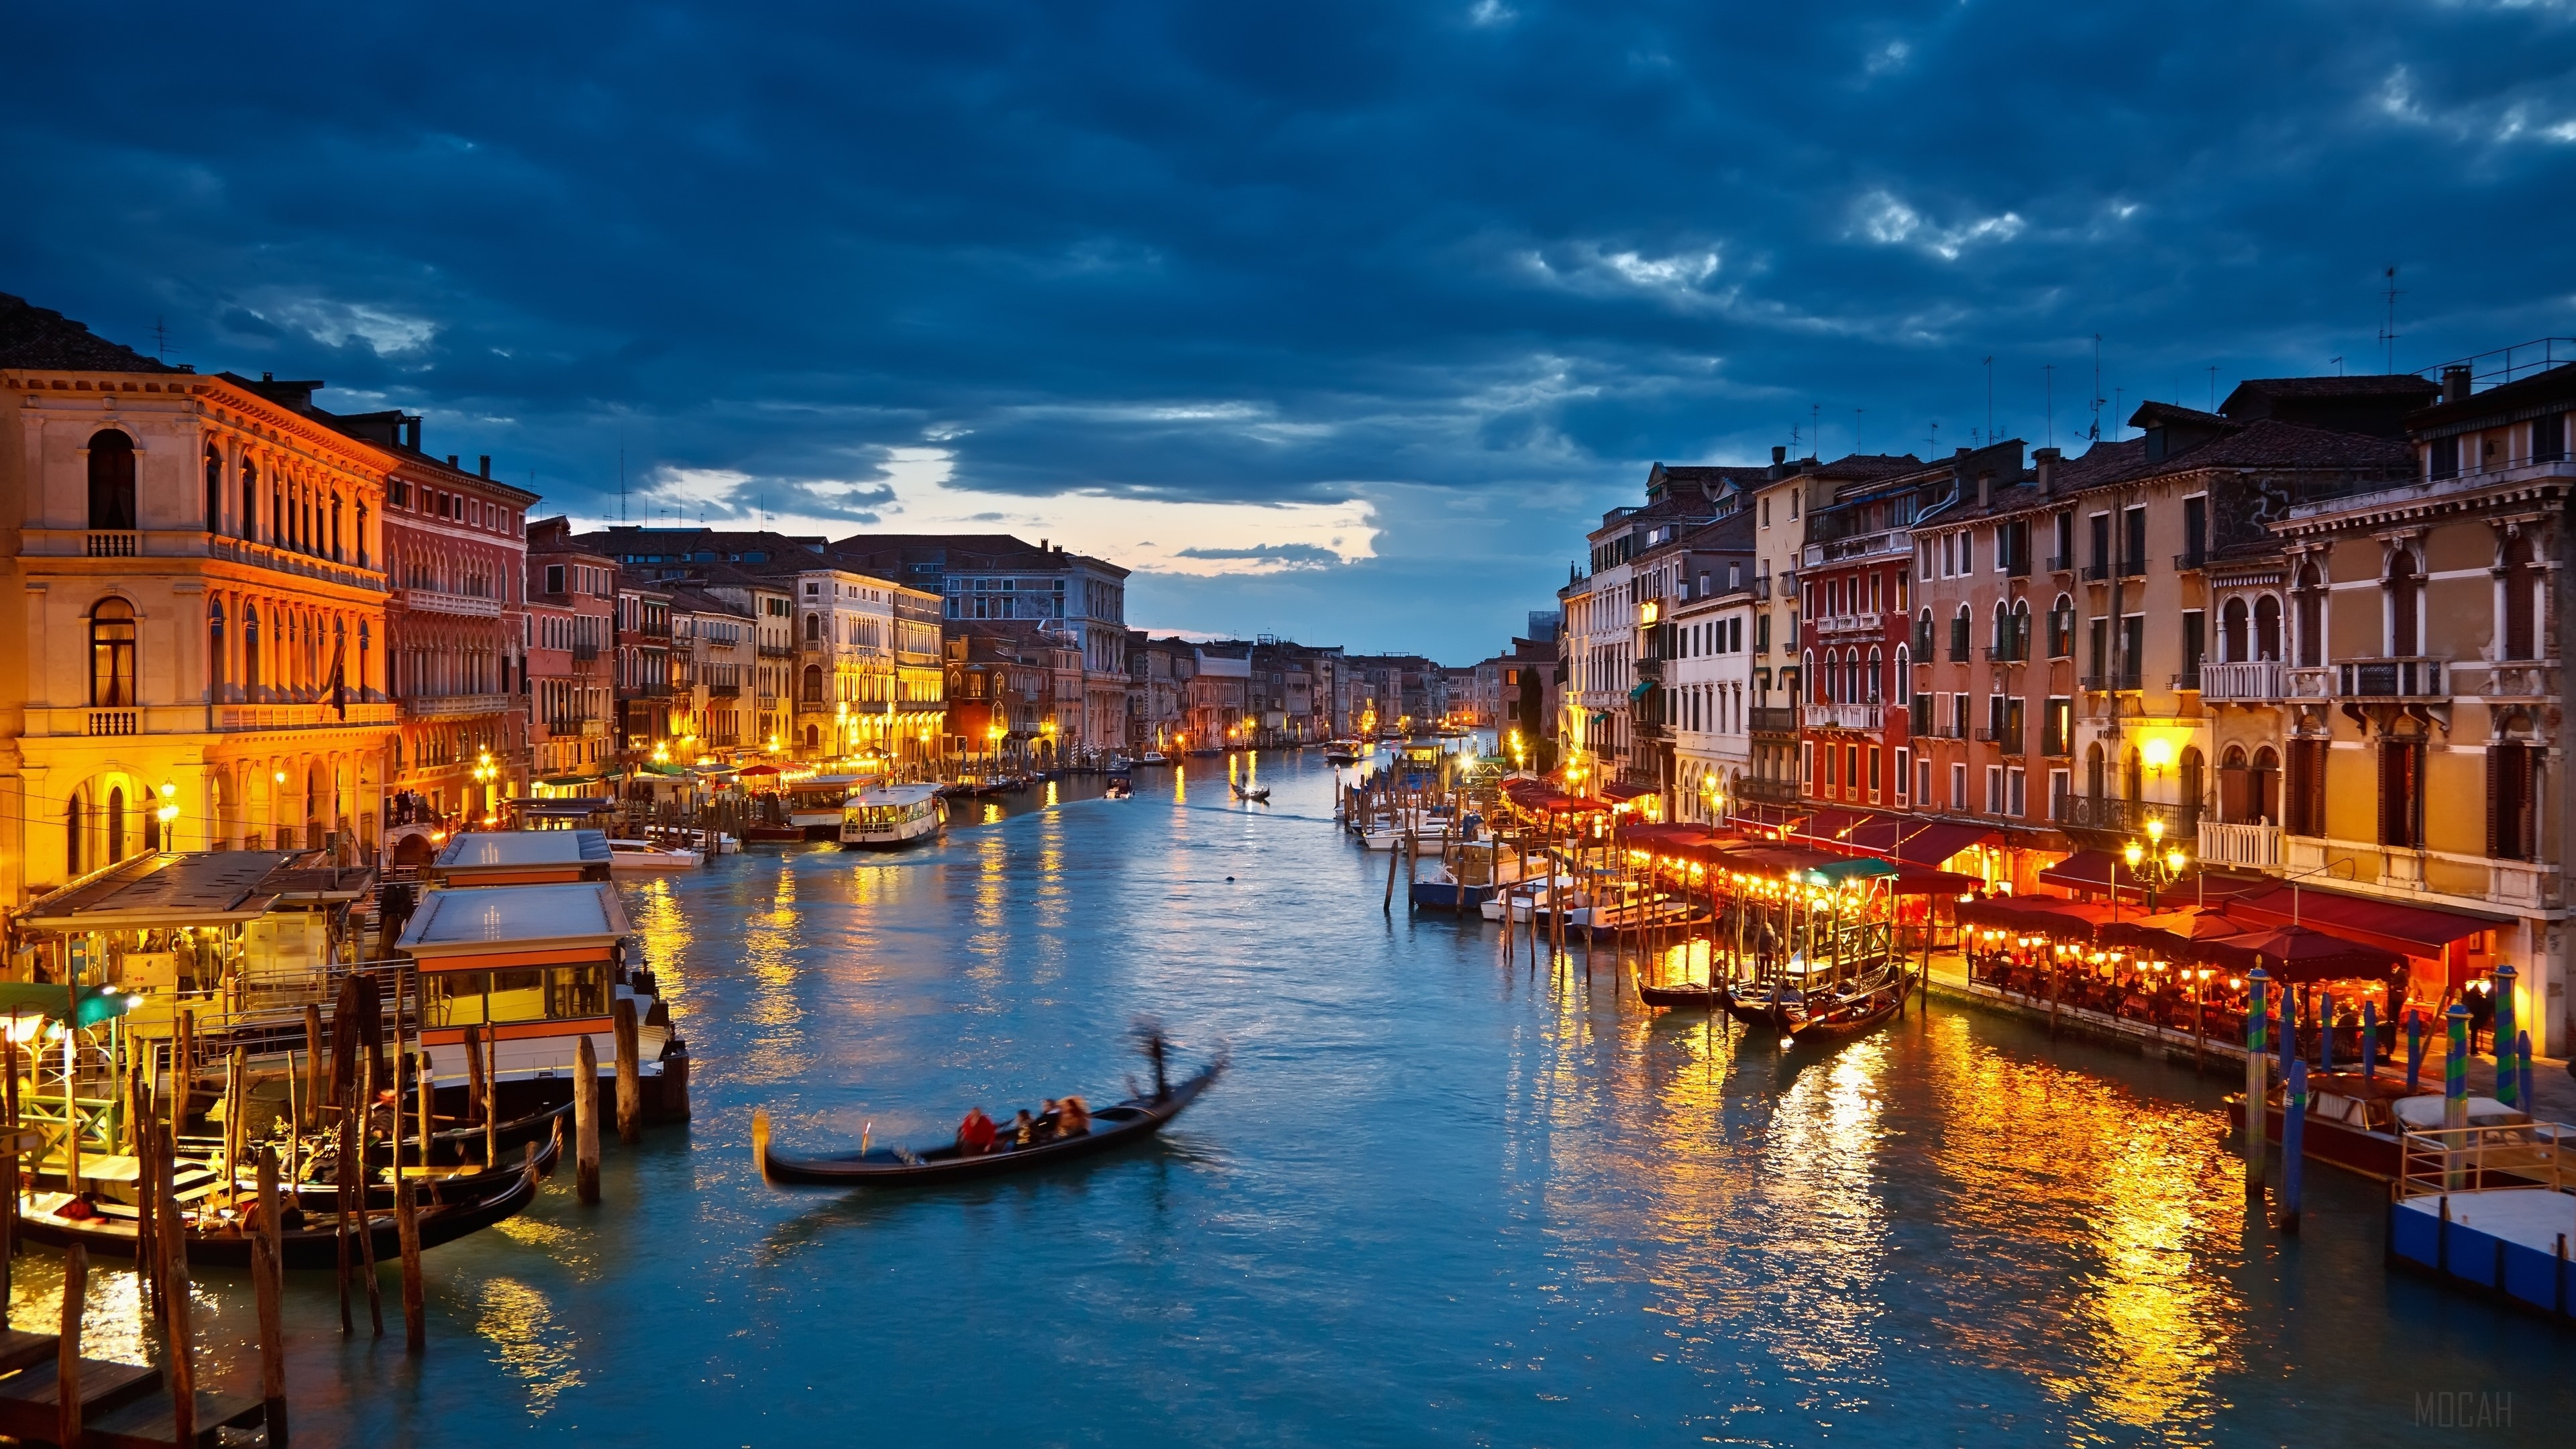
[432,828,615,888]
[1499,779,1611,818]
[2220,881,2503,991]
[2037,850,2277,905]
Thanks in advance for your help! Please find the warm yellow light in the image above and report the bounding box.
[2145,814,2165,843]
[2165,847,2187,875]
[158,782,176,798]
[1638,600,1662,626]
[2141,739,2174,771]
[2123,841,2143,868]
[272,771,286,784]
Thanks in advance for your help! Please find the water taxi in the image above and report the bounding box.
[770,773,878,838]
[840,783,948,849]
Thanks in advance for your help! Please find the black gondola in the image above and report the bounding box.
[754,1061,1222,1187]
[1232,785,1271,803]
[1777,969,1909,1042]
[15,1157,543,1270]
[1637,980,1731,1011]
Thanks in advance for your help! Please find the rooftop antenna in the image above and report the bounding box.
[2088,334,2104,442]
[2331,354,2345,376]
[1984,355,1994,443]
[2043,364,2055,447]
[152,315,170,362]
[1927,420,1940,452]
[2378,265,2402,373]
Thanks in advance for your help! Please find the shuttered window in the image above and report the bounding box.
[2286,738,2328,837]
[2377,739,2423,849]
[2489,741,2536,861]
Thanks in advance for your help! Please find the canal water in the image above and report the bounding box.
[17,752,2573,1444]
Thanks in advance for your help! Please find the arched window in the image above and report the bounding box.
[88,430,137,531]
[801,664,824,702]
[355,501,370,567]
[2086,741,2105,799]
[2253,595,2282,661]
[2502,533,2540,660]
[2387,547,2422,655]
[330,494,343,560]
[2294,561,2324,667]
[244,604,262,690]
[2180,746,2204,822]
[1866,646,1884,703]
[805,612,822,642]
[208,600,226,695]
[358,621,372,699]
[1990,599,2009,653]
[2124,746,2144,803]
[107,787,127,865]
[1894,645,1911,704]
[1802,649,1817,701]
[90,598,137,706]
[65,795,84,877]
[241,458,260,541]
[204,446,223,533]
[2010,598,2031,659]
[1950,603,1971,661]
[2220,598,2249,662]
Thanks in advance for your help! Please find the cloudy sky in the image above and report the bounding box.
[9,2,2575,659]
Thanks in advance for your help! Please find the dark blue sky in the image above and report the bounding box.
[10,2,2574,659]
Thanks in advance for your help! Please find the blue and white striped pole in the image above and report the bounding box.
[2406,1008,2424,1091]
[2245,967,2271,1191]
[2280,1055,2307,1234]
[2519,1030,2536,1120]
[2320,991,2336,1073]
[2491,964,2520,1110]
[2363,998,2379,1079]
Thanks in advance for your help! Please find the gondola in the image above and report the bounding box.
[1104,774,1134,800]
[15,1156,543,1270]
[1232,785,1271,803]
[1777,969,1909,1042]
[1636,979,1731,1011]
[274,1118,565,1213]
[754,1061,1222,1187]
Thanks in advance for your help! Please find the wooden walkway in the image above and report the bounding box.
[0,1328,266,1448]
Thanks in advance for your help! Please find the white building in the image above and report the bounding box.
[1667,580,1758,824]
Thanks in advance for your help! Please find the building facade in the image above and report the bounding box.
[525,518,616,790]
[0,297,397,909]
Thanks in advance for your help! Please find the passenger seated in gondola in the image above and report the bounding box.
[1055,1095,1092,1136]
[955,1108,998,1155]
[1012,1109,1037,1148]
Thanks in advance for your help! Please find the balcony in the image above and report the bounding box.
[1976,726,2025,755]
[710,682,742,698]
[2004,553,2031,579]
[1736,774,1801,804]
[2080,669,2143,692]
[545,716,607,737]
[2337,657,2446,700]
[214,701,398,733]
[1984,639,2030,664]
[2118,554,2147,579]
[2053,795,2194,837]
[89,710,136,736]
[405,692,517,720]
[24,530,385,591]
[1803,702,1884,731]
[1634,657,1665,682]
[2082,559,2111,582]
[2173,667,2202,693]
[1817,611,1884,638]
[758,641,796,658]
[2198,820,2282,869]
[400,587,502,618]
[571,641,602,662]
[1752,576,1772,601]
[1748,706,1800,737]
[2200,660,2283,702]
[1802,532,1911,568]
[2174,547,2210,572]
[2047,553,2074,574]
[88,531,139,558]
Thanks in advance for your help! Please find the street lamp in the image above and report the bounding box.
[2123,814,2190,911]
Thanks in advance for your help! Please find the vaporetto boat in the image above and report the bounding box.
[841,783,949,849]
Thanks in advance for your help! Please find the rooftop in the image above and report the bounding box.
[434,830,612,873]
[0,293,184,375]
[19,851,349,930]
[395,881,633,957]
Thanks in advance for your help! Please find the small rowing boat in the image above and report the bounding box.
[1232,784,1271,804]
[754,1061,1222,1187]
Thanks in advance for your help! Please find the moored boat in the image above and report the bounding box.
[17,1157,541,1270]
[2222,1072,2481,1181]
[606,837,704,873]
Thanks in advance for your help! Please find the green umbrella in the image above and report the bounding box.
[0,982,138,1027]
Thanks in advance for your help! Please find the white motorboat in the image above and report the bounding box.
[840,783,948,849]
[606,838,704,873]
[1138,751,1169,765]
[1362,822,1448,852]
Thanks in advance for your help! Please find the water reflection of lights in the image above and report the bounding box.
[625,877,691,1001]
[737,861,809,1082]
[1917,1012,2246,1437]
[475,1277,586,1416]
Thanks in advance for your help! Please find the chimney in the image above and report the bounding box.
[478,455,491,478]
[2441,365,2472,405]
[1040,538,1049,552]
[1771,445,1787,465]
[2034,447,2060,492]
[1767,444,1790,481]
[262,371,274,382]
[446,454,458,468]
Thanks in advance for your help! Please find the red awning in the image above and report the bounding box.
[1879,820,2000,867]
[2222,883,2504,960]
[1599,782,1651,802]
[1894,867,1984,897]
[1788,807,1883,851]
[2037,851,2274,903]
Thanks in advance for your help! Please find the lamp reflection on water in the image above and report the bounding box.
[474,1277,586,1417]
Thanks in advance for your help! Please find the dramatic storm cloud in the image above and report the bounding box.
[8,1,2575,657]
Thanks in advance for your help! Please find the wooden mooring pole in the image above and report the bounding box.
[158,1125,195,1449]
[256,1146,288,1444]
[397,1178,425,1354]
[576,1034,602,1204]
[613,998,643,1146]
[57,1241,84,1449]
